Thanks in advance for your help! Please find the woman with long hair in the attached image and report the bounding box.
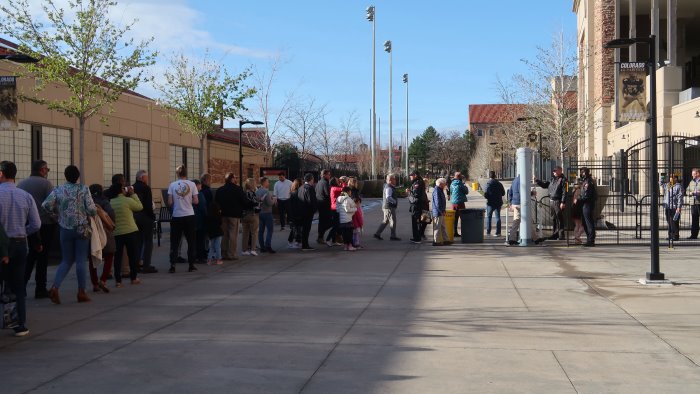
[241,178,260,256]
[43,165,97,304]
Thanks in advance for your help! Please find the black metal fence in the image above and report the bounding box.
[530,135,700,246]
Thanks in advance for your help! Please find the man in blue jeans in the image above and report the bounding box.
[256,177,277,253]
[0,161,42,337]
[483,171,505,236]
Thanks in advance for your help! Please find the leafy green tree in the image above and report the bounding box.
[154,52,255,170]
[408,126,439,172]
[273,142,300,178]
[0,0,157,173]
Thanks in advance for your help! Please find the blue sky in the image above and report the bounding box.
[74,0,578,144]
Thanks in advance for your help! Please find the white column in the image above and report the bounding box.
[651,0,660,65]
[629,0,637,61]
[517,148,534,246]
[667,0,677,66]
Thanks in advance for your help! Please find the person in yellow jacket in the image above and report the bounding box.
[107,174,143,287]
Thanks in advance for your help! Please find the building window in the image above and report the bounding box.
[489,128,494,136]
[103,135,149,186]
[169,145,200,181]
[0,122,72,184]
[477,129,483,137]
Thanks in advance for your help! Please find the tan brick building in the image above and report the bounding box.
[574,0,700,160]
[0,41,268,202]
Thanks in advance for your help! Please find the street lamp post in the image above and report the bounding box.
[604,35,663,281]
[403,73,409,178]
[239,120,264,183]
[384,40,393,173]
[366,6,377,179]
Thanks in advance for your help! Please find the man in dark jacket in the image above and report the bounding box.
[577,167,597,247]
[132,170,157,273]
[407,171,428,244]
[298,173,318,250]
[216,172,246,260]
[315,169,331,244]
[534,166,567,240]
[484,171,505,237]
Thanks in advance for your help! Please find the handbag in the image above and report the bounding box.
[1,281,19,329]
[420,210,432,224]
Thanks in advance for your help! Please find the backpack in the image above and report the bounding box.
[245,190,260,213]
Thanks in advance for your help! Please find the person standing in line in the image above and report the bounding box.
[577,167,597,247]
[287,178,303,249]
[107,176,143,286]
[167,165,199,273]
[484,171,505,237]
[43,165,96,304]
[336,186,357,251]
[407,171,428,244]
[326,177,343,246]
[662,173,683,241]
[570,181,584,244]
[88,184,116,293]
[273,173,292,231]
[298,173,317,251]
[315,169,331,244]
[507,175,522,246]
[687,168,700,239]
[18,160,56,299]
[200,173,214,208]
[132,170,157,274]
[241,178,260,256]
[449,172,469,237]
[534,166,568,240]
[216,172,246,261]
[432,178,450,246]
[206,200,224,266]
[373,174,401,241]
[0,161,41,336]
[192,179,208,263]
[256,177,277,253]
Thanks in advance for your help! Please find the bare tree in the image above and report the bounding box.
[282,97,326,172]
[248,54,296,161]
[468,137,496,180]
[337,110,360,173]
[313,114,340,169]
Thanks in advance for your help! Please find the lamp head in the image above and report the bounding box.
[402,73,408,83]
[366,6,375,21]
[604,38,637,49]
[384,40,391,53]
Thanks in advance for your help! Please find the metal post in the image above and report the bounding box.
[647,34,664,280]
[518,147,534,246]
[238,122,244,183]
[405,74,409,177]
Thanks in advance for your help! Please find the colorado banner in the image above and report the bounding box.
[0,76,18,130]
[618,62,647,122]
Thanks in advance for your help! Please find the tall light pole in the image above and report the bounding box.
[403,73,409,177]
[239,119,264,182]
[604,35,663,281]
[385,40,393,173]
[366,6,377,179]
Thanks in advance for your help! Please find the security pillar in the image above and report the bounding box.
[518,147,534,246]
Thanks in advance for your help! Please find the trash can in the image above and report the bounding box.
[444,209,456,241]
[460,208,485,243]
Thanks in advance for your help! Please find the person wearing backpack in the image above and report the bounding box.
[449,172,469,237]
[337,186,358,251]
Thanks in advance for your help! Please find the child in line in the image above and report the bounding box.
[337,186,358,251]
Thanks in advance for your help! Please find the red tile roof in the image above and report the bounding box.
[468,104,526,124]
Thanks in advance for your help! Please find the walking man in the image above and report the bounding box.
[374,174,400,241]
[274,173,292,231]
[449,172,469,236]
[315,169,331,244]
[484,171,505,237]
[432,178,450,246]
[167,165,199,273]
[132,170,157,273]
[18,160,56,298]
[298,173,317,251]
[534,166,567,240]
[577,167,597,247]
[687,168,700,239]
[216,173,246,260]
[0,161,41,336]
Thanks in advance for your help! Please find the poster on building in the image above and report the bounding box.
[618,62,647,122]
[0,76,18,130]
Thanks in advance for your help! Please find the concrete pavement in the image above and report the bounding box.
[2,192,700,393]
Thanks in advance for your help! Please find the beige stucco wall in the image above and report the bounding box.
[1,62,269,192]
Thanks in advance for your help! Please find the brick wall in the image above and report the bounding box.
[207,157,260,187]
[595,0,615,105]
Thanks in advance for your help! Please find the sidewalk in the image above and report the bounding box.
[2,196,700,393]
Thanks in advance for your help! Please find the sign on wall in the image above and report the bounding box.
[0,76,18,130]
[618,62,647,122]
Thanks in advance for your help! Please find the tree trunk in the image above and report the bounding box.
[79,118,85,181]
[200,136,206,176]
